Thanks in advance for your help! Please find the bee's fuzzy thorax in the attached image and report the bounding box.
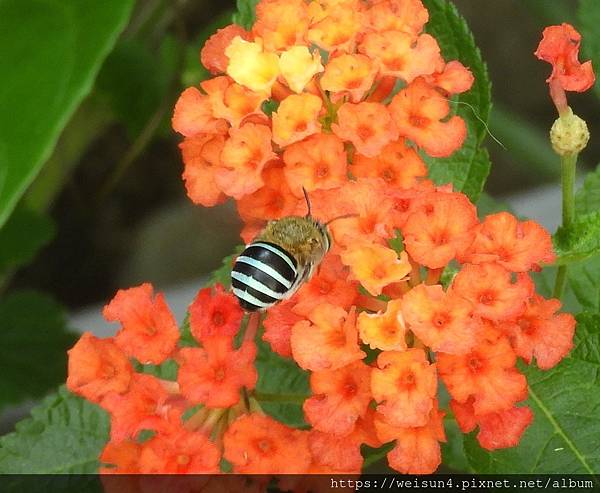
[258,216,329,266]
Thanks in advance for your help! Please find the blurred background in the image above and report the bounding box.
[0,0,596,430]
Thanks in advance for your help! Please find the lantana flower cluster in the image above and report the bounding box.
[66,0,577,476]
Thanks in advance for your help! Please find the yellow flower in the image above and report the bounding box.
[225,36,280,94]
[279,46,324,93]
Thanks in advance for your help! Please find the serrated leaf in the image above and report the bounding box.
[0,0,135,229]
[553,211,600,264]
[423,0,492,202]
[0,386,109,473]
[255,336,310,428]
[576,164,600,215]
[0,291,77,411]
[465,314,600,475]
[0,206,55,275]
[232,0,260,30]
[568,257,600,312]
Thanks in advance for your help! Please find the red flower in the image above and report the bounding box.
[67,333,132,404]
[223,413,311,473]
[535,23,595,93]
[189,284,243,344]
[103,283,179,365]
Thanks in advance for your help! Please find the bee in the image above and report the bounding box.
[231,190,331,312]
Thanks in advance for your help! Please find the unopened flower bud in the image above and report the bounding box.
[550,106,589,155]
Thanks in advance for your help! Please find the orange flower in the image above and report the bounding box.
[374,403,446,475]
[225,37,280,93]
[451,263,533,322]
[535,23,595,93]
[332,102,398,157]
[293,254,358,316]
[189,284,243,344]
[303,361,372,436]
[291,304,365,371]
[216,123,276,199]
[282,133,347,197]
[100,440,141,474]
[351,139,427,189]
[253,0,310,51]
[427,60,474,95]
[364,0,429,36]
[101,373,175,443]
[279,46,324,93]
[177,337,257,407]
[262,298,302,357]
[308,429,363,473]
[308,6,362,53]
[223,413,311,473]
[201,76,266,128]
[389,77,466,157]
[359,31,442,82]
[138,426,221,473]
[501,294,575,370]
[459,211,556,272]
[371,349,437,428]
[67,333,133,404]
[340,243,411,296]
[401,191,478,269]
[237,163,300,230]
[180,134,226,207]
[401,284,477,355]
[103,283,179,365]
[328,179,396,248]
[320,54,378,103]
[437,326,528,415]
[451,398,533,451]
[201,24,251,75]
[357,299,407,351]
[272,93,322,147]
[172,87,228,137]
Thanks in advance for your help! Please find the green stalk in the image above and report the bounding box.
[553,152,577,298]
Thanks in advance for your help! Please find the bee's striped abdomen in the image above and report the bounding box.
[231,241,298,312]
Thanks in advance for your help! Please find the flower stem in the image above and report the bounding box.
[553,152,577,299]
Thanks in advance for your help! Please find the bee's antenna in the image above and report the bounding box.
[325,213,359,226]
[302,187,312,217]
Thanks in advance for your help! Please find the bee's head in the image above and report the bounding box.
[308,219,331,255]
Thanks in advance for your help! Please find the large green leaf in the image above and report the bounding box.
[0,386,109,473]
[0,291,77,411]
[579,0,600,101]
[0,206,54,276]
[423,0,492,201]
[465,313,600,475]
[553,211,600,264]
[575,164,600,216]
[232,0,260,29]
[569,257,600,312]
[0,0,135,228]
[255,336,310,428]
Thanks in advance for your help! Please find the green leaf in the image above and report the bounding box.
[465,314,600,475]
[579,0,600,101]
[0,291,77,411]
[0,0,135,228]
[441,417,472,473]
[568,256,600,312]
[133,359,179,381]
[255,336,310,428]
[576,164,600,216]
[232,0,260,30]
[423,0,492,202]
[553,211,600,264]
[0,386,109,473]
[0,206,55,275]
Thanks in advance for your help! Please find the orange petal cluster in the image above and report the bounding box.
[64,1,581,477]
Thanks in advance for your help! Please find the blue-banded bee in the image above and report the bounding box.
[231,191,331,312]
